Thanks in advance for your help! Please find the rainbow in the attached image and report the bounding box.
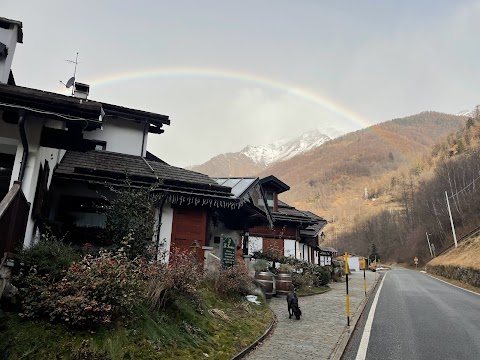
[86,66,370,129]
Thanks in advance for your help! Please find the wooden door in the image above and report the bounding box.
[171,207,207,263]
[262,237,284,257]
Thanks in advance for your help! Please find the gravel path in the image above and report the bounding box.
[244,270,378,360]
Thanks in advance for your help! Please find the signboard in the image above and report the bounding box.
[414,256,418,264]
[222,237,236,269]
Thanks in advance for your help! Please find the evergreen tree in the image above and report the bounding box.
[369,242,380,262]
[388,151,395,162]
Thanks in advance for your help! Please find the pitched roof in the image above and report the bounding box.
[53,150,240,208]
[299,210,328,237]
[0,84,103,128]
[0,84,169,134]
[213,177,274,227]
[274,200,316,224]
[259,175,290,194]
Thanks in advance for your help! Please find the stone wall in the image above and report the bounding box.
[427,264,480,288]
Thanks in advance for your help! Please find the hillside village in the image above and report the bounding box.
[2,10,480,360]
[0,16,336,359]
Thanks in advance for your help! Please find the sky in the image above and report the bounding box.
[3,0,480,167]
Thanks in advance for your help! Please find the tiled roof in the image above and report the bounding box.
[54,150,233,199]
[274,201,314,223]
[320,246,337,253]
[0,84,103,127]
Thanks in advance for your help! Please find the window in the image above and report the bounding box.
[265,191,274,209]
[57,195,107,228]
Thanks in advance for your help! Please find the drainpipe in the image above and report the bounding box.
[17,110,28,182]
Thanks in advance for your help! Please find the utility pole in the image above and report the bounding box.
[445,191,458,248]
[426,232,433,257]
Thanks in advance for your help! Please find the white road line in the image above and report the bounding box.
[355,273,387,360]
[424,273,480,296]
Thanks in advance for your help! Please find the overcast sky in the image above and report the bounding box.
[3,1,480,166]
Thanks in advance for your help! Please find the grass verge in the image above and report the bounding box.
[0,285,272,360]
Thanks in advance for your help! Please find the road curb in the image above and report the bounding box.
[230,310,277,360]
[328,273,383,360]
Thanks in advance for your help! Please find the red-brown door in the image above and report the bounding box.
[171,208,207,263]
[262,237,284,258]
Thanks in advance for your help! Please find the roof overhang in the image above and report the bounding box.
[101,102,170,134]
[259,175,290,194]
[0,17,23,43]
[0,84,103,129]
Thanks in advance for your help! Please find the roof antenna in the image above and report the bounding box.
[60,52,79,95]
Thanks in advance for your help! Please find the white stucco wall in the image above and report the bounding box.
[284,239,296,258]
[0,115,71,247]
[209,221,241,259]
[158,202,173,263]
[248,236,263,255]
[83,118,147,156]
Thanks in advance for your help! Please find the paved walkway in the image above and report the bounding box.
[244,270,378,360]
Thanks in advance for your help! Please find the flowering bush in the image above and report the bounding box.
[147,248,202,309]
[214,264,253,296]
[21,249,144,328]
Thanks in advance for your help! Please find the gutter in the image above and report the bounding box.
[17,110,28,182]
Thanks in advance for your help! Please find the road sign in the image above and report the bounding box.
[414,257,418,264]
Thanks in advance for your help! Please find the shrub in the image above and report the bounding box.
[215,264,253,296]
[147,249,202,309]
[290,262,331,289]
[15,231,80,283]
[292,271,315,290]
[21,249,144,328]
[252,259,269,272]
[102,183,162,260]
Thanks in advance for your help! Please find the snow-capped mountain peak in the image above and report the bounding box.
[241,128,331,166]
[456,110,475,117]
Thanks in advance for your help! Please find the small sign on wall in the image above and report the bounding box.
[222,237,236,269]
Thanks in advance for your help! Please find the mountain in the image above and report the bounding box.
[456,110,475,117]
[190,128,333,177]
[259,111,468,208]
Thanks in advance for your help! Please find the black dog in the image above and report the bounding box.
[287,292,302,320]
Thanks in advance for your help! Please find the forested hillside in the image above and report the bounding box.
[257,111,474,263]
[334,108,480,263]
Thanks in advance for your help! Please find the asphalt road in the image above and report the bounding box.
[342,268,480,360]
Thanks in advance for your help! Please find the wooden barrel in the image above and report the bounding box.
[254,271,275,299]
[275,272,294,296]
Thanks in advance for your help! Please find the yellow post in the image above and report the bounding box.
[344,252,350,326]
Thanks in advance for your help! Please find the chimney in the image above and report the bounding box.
[0,17,23,84]
[73,82,90,99]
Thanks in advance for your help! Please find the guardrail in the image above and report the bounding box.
[435,224,480,257]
